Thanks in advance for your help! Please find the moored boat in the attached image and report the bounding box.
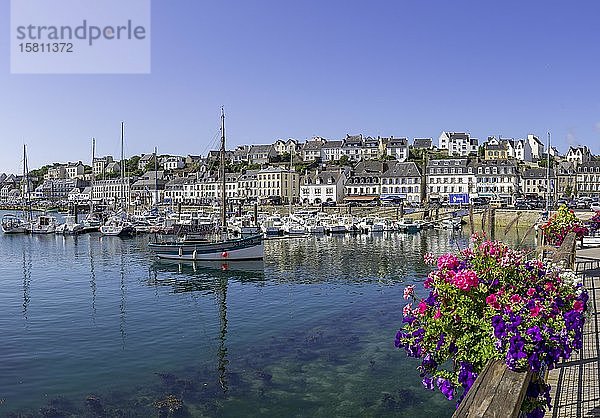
[29,214,57,234]
[1,214,29,234]
[149,108,263,262]
[55,215,84,235]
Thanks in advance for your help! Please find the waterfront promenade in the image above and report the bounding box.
[548,247,600,417]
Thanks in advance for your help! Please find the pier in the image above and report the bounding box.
[547,247,600,417]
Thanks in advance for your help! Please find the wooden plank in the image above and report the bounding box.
[453,359,533,418]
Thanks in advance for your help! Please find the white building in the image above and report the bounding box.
[527,134,545,160]
[380,161,422,203]
[92,177,135,204]
[438,132,478,157]
[66,162,85,179]
[382,137,409,162]
[273,139,299,156]
[361,136,380,160]
[475,160,519,203]
[257,166,299,204]
[565,146,591,167]
[300,168,348,204]
[342,134,363,161]
[93,156,114,177]
[162,156,185,171]
[521,167,555,199]
[426,158,476,201]
[322,140,344,162]
[514,139,533,162]
[68,186,92,203]
[301,137,326,162]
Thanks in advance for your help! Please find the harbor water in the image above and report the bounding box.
[0,211,536,417]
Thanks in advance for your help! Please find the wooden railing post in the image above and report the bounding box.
[453,360,533,418]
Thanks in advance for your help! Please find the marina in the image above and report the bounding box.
[0,208,537,417]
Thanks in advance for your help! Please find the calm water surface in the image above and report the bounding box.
[0,211,536,417]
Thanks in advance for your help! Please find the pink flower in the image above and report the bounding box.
[418,301,428,315]
[573,300,584,312]
[451,269,479,291]
[437,254,459,270]
[527,288,536,297]
[403,285,415,300]
[510,294,522,304]
[486,293,501,310]
[530,305,542,317]
[544,282,556,293]
[434,308,442,319]
[423,253,436,265]
[403,303,413,317]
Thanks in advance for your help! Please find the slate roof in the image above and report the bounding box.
[383,161,421,177]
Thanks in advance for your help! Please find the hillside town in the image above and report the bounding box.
[1,131,598,209]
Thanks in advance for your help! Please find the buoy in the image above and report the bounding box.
[221,251,228,258]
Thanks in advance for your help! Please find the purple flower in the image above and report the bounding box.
[458,362,477,391]
[425,291,437,306]
[436,333,445,351]
[436,377,455,400]
[422,376,435,390]
[563,310,582,331]
[526,326,542,343]
[491,315,506,339]
[526,407,545,418]
[421,353,437,370]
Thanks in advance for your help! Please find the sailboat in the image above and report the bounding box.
[100,123,135,237]
[2,145,32,234]
[149,108,264,261]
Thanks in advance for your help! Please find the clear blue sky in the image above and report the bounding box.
[2,0,600,173]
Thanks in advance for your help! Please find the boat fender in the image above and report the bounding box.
[178,248,183,257]
[192,249,197,259]
[221,251,228,258]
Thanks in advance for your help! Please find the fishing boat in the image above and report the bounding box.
[149,108,263,261]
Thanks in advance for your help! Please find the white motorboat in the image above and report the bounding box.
[1,214,29,234]
[29,214,57,234]
[55,215,84,235]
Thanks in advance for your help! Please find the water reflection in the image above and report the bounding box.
[22,249,31,324]
[89,237,97,323]
[147,259,267,396]
[119,250,127,349]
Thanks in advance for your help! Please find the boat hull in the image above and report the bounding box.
[149,235,264,261]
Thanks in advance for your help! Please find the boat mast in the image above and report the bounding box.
[91,137,95,213]
[154,146,158,207]
[289,149,293,216]
[120,122,125,211]
[546,132,551,214]
[23,144,31,221]
[220,108,227,235]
